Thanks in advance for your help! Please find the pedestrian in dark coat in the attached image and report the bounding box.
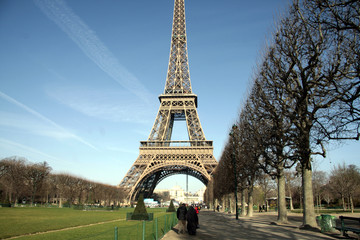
[177,203,187,234]
[186,206,198,235]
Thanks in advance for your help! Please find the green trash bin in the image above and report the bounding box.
[316,215,322,225]
[320,214,335,232]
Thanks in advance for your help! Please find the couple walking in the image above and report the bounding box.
[176,203,199,235]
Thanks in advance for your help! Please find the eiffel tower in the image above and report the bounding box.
[119,0,218,202]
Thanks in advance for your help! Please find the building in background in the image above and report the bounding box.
[154,185,205,205]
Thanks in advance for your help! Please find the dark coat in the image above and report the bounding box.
[186,206,198,235]
[177,205,187,220]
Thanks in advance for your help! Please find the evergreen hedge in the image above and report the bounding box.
[131,194,149,220]
[166,200,176,212]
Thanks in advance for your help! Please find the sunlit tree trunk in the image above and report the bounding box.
[230,194,235,214]
[277,170,288,223]
[341,195,346,211]
[247,186,254,217]
[349,194,354,214]
[240,188,246,217]
[302,163,316,227]
[59,193,63,208]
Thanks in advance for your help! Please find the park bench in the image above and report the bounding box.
[335,216,360,238]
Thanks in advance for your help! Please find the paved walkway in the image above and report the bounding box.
[162,210,352,240]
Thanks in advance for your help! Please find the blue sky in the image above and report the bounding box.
[0,0,358,193]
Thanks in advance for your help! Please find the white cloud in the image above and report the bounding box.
[46,86,156,124]
[0,91,98,150]
[0,111,74,140]
[0,138,66,163]
[34,0,153,104]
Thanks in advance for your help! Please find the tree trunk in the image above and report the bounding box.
[264,184,268,212]
[224,195,228,212]
[277,171,288,223]
[222,195,225,212]
[247,190,254,217]
[240,188,246,217]
[290,198,294,211]
[230,194,236,214]
[287,180,294,210]
[341,195,346,211]
[59,193,63,208]
[349,194,354,214]
[8,189,12,204]
[299,187,302,212]
[247,186,254,217]
[228,194,231,212]
[316,195,319,214]
[212,197,215,211]
[302,163,316,227]
[31,186,37,206]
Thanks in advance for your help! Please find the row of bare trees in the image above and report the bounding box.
[205,165,359,215]
[205,0,359,227]
[317,164,360,213]
[280,166,360,213]
[0,157,126,207]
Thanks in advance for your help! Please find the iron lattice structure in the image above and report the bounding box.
[119,0,218,201]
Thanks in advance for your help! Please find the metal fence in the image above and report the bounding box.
[114,212,177,240]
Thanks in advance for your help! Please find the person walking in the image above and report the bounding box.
[195,206,199,214]
[176,203,187,234]
[186,206,199,235]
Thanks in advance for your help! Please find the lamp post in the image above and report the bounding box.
[229,124,239,220]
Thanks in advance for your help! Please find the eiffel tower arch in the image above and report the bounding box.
[119,0,218,202]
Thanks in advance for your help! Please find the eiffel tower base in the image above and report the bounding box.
[121,140,217,202]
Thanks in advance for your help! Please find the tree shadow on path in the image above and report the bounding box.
[163,210,344,240]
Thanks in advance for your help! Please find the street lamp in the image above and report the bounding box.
[229,124,239,220]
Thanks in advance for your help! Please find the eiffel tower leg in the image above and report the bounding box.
[148,108,173,141]
[185,108,205,141]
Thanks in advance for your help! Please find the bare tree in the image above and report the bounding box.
[236,104,264,217]
[212,144,234,206]
[299,0,360,143]
[0,157,27,204]
[204,177,215,209]
[285,170,297,210]
[249,0,359,226]
[330,163,360,213]
[321,182,334,207]
[248,78,298,223]
[25,161,51,206]
[212,130,253,217]
[312,171,328,213]
[74,178,87,205]
[0,157,126,207]
[53,173,80,207]
[258,173,277,211]
[329,165,347,210]
[345,165,360,213]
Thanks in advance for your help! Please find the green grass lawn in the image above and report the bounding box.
[0,207,173,240]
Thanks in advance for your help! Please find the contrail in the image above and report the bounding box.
[34,0,152,104]
[0,138,67,163]
[0,91,98,150]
